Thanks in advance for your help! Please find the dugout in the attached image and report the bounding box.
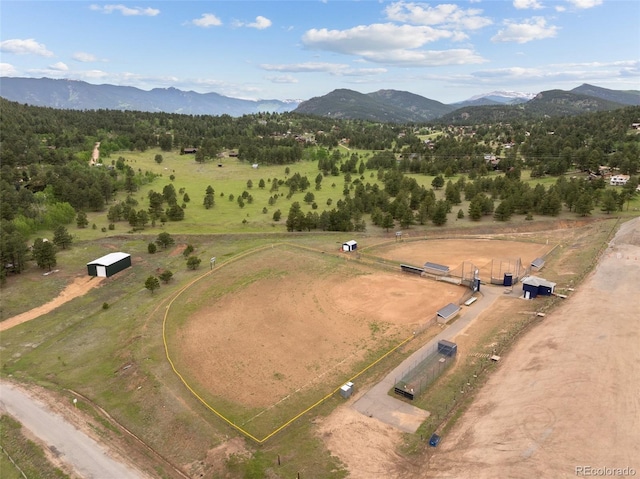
[437,303,461,324]
[87,252,131,278]
[401,264,424,275]
[531,257,545,270]
[424,262,449,276]
[437,340,458,357]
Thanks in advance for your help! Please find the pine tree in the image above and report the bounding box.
[33,238,56,271]
[145,276,160,293]
[53,225,73,249]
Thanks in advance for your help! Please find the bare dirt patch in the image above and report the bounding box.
[167,247,464,414]
[424,218,640,478]
[316,404,412,479]
[0,275,105,332]
[168,244,187,257]
[370,238,552,281]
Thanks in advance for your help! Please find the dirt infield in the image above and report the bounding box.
[166,246,465,416]
[369,238,552,282]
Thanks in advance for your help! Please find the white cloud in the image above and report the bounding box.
[304,24,459,53]
[0,38,54,57]
[191,13,222,28]
[260,62,387,76]
[82,70,111,79]
[0,63,18,76]
[90,4,159,16]
[463,59,640,90]
[566,0,603,8]
[49,62,69,71]
[302,24,486,67]
[384,2,492,29]
[361,49,486,67]
[492,17,559,43]
[247,16,272,30]
[73,52,97,62]
[266,75,298,84]
[513,0,544,9]
[261,62,351,73]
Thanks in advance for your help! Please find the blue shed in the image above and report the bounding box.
[521,276,556,299]
[437,340,458,357]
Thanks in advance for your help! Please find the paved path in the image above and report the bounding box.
[0,382,148,479]
[352,283,504,432]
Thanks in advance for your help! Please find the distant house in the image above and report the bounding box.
[610,174,630,186]
[484,154,500,169]
[598,166,611,177]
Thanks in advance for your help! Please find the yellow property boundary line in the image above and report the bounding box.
[162,243,414,443]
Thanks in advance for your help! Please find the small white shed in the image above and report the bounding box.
[342,240,357,252]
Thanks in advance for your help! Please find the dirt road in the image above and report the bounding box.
[90,141,100,165]
[0,276,105,332]
[0,382,149,479]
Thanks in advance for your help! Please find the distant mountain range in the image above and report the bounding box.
[453,90,536,107]
[1,77,638,123]
[296,84,640,123]
[0,77,299,116]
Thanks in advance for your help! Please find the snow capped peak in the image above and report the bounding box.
[467,90,537,102]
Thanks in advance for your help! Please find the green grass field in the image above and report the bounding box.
[72,147,640,242]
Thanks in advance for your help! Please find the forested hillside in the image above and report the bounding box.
[1,98,639,283]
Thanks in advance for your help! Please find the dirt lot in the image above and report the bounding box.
[423,218,640,478]
[168,247,465,412]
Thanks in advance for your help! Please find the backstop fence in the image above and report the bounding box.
[484,257,524,285]
[447,260,480,288]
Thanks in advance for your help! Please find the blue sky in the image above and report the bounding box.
[1,0,638,103]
